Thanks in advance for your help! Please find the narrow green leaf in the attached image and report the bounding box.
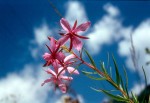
[107,80,118,89]
[100,61,107,74]
[110,67,112,78]
[84,48,96,68]
[120,76,125,91]
[112,55,121,86]
[123,66,128,88]
[131,91,138,103]
[141,67,147,103]
[91,87,129,102]
[142,67,147,87]
[125,84,129,99]
[82,70,97,75]
[82,71,105,80]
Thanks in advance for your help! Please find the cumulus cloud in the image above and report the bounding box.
[1,1,86,103]
[30,22,52,59]
[0,64,51,103]
[86,3,131,54]
[103,3,120,17]
[118,19,150,83]
[34,22,52,46]
[130,83,145,96]
[65,1,88,26]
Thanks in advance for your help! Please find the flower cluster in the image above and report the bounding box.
[42,18,91,93]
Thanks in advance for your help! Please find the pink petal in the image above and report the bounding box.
[60,18,71,32]
[52,61,59,72]
[55,52,65,61]
[57,35,69,46]
[58,84,67,93]
[41,78,52,86]
[69,36,73,51]
[58,67,65,75]
[45,69,56,76]
[74,33,89,39]
[73,21,91,32]
[67,67,79,74]
[60,75,73,81]
[50,37,57,52]
[72,20,77,30]
[72,36,82,51]
[64,54,75,63]
[43,53,51,61]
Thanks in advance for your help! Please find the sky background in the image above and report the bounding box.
[0,0,150,103]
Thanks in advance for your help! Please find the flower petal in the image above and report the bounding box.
[50,37,57,52]
[74,21,91,32]
[72,20,77,30]
[58,83,67,93]
[43,61,52,67]
[55,52,65,61]
[60,75,73,81]
[72,36,82,51]
[64,54,75,63]
[67,67,79,74]
[60,18,71,32]
[41,78,52,86]
[45,69,56,76]
[58,67,65,75]
[43,53,51,61]
[52,61,59,72]
[58,35,69,46]
[74,33,89,39]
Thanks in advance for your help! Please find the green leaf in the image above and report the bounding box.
[84,48,96,68]
[109,67,112,78]
[81,70,97,75]
[91,87,129,102]
[131,91,138,103]
[123,66,128,88]
[100,61,107,74]
[125,85,129,99]
[142,67,147,87]
[145,48,150,54]
[112,55,121,86]
[82,71,105,80]
[120,76,125,91]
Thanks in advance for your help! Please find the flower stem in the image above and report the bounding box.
[72,51,134,103]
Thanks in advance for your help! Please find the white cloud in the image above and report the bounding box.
[34,22,52,46]
[8,2,87,103]
[30,22,52,59]
[130,83,145,96]
[0,64,51,103]
[103,3,120,17]
[118,19,150,83]
[86,3,129,54]
[65,1,88,26]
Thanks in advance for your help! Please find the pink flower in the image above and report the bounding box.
[41,68,73,93]
[59,54,79,74]
[43,37,65,68]
[58,18,91,51]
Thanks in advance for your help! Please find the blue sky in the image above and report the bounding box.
[0,0,150,103]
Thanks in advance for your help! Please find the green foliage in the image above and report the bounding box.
[91,87,129,102]
[84,48,96,68]
[82,53,137,103]
[112,55,121,86]
[82,71,105,81]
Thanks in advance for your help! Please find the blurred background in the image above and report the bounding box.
[0,0,150,103]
